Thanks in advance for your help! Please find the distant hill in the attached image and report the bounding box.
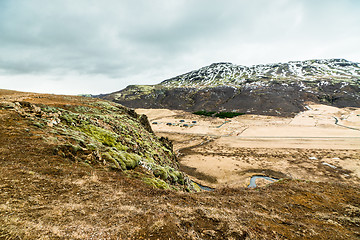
[102,59,360,116]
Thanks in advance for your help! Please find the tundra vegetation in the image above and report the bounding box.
[0,89,359,239]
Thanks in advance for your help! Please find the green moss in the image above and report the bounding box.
[162,146,172,153]
[143,177,170,189]
[74,106,92,113]
[79,125,117,147]
[170,170,184,185]
[171,186,180,191]
[144,155,155,164]
[60,112,78,125]
[90,101,120,112]
[106,150,140,170]
[168,171,178,183]
[41,105,60,113]
[86,143,98,151]
[148,165,185,185]
[102,152,124,170]
[116,143,128,152]
[192,182,202,192]
[39,99,188,190]
[153,166,169,181]
[33,121,45,128]
[118,151,140,169]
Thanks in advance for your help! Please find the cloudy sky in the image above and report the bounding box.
[1,0,360,95]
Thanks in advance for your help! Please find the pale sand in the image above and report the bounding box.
[136,105,360,188]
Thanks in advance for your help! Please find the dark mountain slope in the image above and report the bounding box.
[102,59,360,116]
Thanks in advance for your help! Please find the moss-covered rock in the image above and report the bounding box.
[143,177,170,190]
[102,152,123,170]
[8,95,193,191]
[153,166,169,181]
[78,124,118,147]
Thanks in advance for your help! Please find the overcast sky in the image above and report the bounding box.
[0,0,360,95]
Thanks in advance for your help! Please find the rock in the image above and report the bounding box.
[203,229,217,237]
[159,136,173,151]
[18,101,33,108]
[33,105,41,113]
[0,101,16,109]
[139,114,154,134]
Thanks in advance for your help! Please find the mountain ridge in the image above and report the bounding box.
[101,58,360,116]
[160,58,360,88]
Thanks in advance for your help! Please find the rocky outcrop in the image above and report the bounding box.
[0,91,195,191]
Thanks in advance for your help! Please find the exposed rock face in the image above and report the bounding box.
[138,114,154,134]
[102,59,360,116]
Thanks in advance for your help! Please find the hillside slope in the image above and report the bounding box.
[1,90,360,239]
[103,59,360,116]
[0,90,193,190]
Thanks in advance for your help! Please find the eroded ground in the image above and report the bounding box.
[136,105,360,188]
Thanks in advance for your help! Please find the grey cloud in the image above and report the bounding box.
[0,0,360,94]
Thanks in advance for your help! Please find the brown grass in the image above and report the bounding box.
[1,90,360,239]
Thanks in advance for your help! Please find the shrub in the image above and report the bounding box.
[193,110,245,118]
[214,112,245,118]
[193,110,216,117]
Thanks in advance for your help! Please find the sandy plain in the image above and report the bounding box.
[136,105,360,188]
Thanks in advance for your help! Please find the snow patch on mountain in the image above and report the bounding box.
[161,59,360,88]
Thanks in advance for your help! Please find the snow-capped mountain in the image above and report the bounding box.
[161,59,360,88]
[101,59,360,116]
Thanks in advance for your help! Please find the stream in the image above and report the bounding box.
[192,181,215,191]
[192,175,280,191]
[333,116,360,131]
[248,175,279,188]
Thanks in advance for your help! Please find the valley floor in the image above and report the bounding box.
[136,105,360,188]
